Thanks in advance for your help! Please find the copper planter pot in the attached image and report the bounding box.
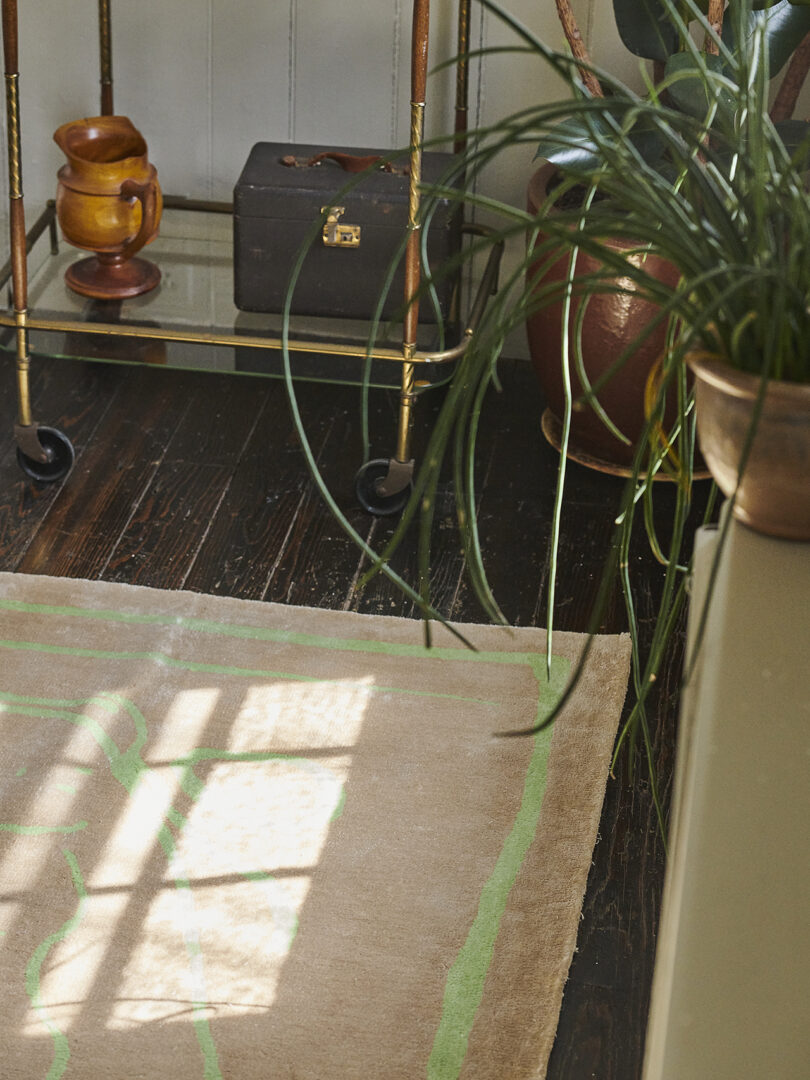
[526,164,681,470]
[689,354,810,540]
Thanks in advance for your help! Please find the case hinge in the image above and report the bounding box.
[321,206,361,248]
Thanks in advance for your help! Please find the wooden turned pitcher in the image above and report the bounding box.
[54,115,162,299]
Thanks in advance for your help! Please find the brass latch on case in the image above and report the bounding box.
[321,206,361,248]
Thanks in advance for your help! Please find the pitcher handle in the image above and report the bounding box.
[119,177,158,260]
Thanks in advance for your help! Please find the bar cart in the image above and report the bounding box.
[0,0,502,515]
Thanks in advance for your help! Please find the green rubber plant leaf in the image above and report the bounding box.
[724,0,810,75]
[535,115,616,175]
[613,0,680,62]
[664,51,735,120]
[535,112,665,176]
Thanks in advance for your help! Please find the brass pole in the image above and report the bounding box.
[99,0,113,114]
[394,0,430,467]
[2,0,35,432]
[395,353,417,463]
[454,0,470,154]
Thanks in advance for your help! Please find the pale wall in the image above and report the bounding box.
[0,1,633,358]
[4,1,630,208]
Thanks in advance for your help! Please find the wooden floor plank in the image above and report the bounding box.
[103,459,236,589]
[0,355,121,572]
[184,378,365,601]
[351,484,468,620]
[261,386,381,610]
[158,370,270,467]
[81,371,277,589]
[14,366,187,578]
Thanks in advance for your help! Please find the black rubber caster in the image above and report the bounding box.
[354,458,412,516]
[16,427,75,483]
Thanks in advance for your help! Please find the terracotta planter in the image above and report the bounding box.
[526,163,681,469]
[688,354,810,540]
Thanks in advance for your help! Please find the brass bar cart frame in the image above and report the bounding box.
[1,0,501,508]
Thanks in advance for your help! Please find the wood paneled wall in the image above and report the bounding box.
[1,2,636,359]
[2,1,610,212]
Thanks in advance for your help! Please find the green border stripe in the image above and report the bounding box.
[0,595,541,667]
[0,639,498,706]
[0,822,87,835]
[25,849,87,1080]
[427,656,569,1079]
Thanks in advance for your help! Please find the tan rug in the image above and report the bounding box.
[0,572,630,1080]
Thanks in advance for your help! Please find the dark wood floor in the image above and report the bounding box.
[0,347,709,1078]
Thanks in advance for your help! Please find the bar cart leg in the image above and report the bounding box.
[355,0,477,516]
[354,356,417,516]
[3,0,75,482]
[355,0,433,516]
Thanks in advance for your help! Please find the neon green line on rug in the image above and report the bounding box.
[0,595,549,667]
[427,654,569,1079]
[1,691,224,1080]
[0,821,87,835]
[24,848,87,1080]
[0,639,499,706]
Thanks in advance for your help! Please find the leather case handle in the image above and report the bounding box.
[280,151,408,175]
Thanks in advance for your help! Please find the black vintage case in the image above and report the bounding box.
[233,142,461,321]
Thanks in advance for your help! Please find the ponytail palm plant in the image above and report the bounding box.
[281,0,810,831]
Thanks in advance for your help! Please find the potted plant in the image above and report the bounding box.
[280,0,810,830]
[526,0,810,470]
[529,0,810,539]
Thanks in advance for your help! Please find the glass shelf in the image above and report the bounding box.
[0,201,460,390]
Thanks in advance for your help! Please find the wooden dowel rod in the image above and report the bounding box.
[411,0,430,105]
[2,0,18,74]
[99,0,113,114]
[2,0,27,314]
[454,0,470,153]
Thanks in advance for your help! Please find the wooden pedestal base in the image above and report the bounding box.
[65,254,161,300]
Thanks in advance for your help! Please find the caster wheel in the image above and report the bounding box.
[355,458,412,517]
[16,427,75,483]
